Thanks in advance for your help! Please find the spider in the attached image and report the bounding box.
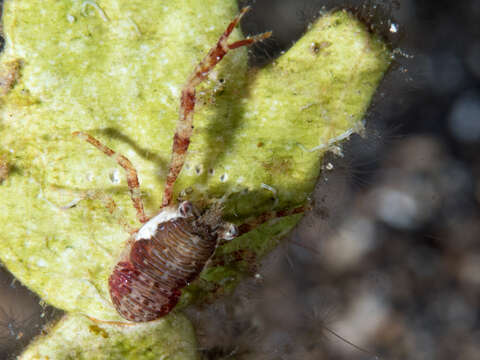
[73,7,306,323]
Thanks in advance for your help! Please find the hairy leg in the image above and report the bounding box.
[86,315,136,327]
[162,7,272,207]
[73,131,148,224]
[237,204,310,236]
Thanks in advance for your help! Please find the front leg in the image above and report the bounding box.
[236,204,310,236]
[73,132,148,224]
[161,7,272,207]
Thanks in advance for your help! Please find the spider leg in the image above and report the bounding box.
[237,204,310,236]
[73,131,148,224]
[85,315,136,327]
[161,7,272,207]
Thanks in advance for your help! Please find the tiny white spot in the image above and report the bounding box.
[190,235,201,245]
[168,83,179,97]
[389,23,399,33]
[67,14,76,23]
[109,169,121,184]
[36,258,47,267]
[261,183,278,206]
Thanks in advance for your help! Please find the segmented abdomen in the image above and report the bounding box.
[109,218,216,322]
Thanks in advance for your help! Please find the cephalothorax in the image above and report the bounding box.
[74,7,303,322]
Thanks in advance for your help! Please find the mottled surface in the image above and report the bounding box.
[21,313,198,360]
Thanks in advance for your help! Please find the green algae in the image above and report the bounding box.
[0,0,391,358]
[20,313,198,360]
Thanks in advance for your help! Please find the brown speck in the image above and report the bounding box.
[310,41,332,55]
[0,157,8,184]
[0,59,23,96]
[257,142,264,147]
[262,157,292,175]
[89,324,109,338]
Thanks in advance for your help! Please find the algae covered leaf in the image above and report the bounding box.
[0,1,390,357]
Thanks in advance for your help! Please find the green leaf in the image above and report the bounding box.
[0,0,391,358]
[20,313,198,360]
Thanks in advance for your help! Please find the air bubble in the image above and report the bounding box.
[109,169,121,184]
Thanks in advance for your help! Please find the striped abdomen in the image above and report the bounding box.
[109,218,217,322]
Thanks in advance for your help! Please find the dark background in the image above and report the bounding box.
[1,1,479,359]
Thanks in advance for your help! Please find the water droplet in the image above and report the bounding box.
[109,169,121,184]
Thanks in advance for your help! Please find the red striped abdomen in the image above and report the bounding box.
[109,218,217,322]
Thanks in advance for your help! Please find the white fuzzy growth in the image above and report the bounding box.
[261,182,279,207]
[82,1,109,22]
[135,207,179,241]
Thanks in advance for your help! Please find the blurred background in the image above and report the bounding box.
[1,0,480,359]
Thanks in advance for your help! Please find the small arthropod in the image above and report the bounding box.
[74,7,304,322]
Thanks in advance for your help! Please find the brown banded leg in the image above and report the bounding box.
[237,204,310,236]
[73,131,148,224]
[209,204,311,275]
[161,6,272,207]
[86,315,136,327]
[208,248,258,275]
